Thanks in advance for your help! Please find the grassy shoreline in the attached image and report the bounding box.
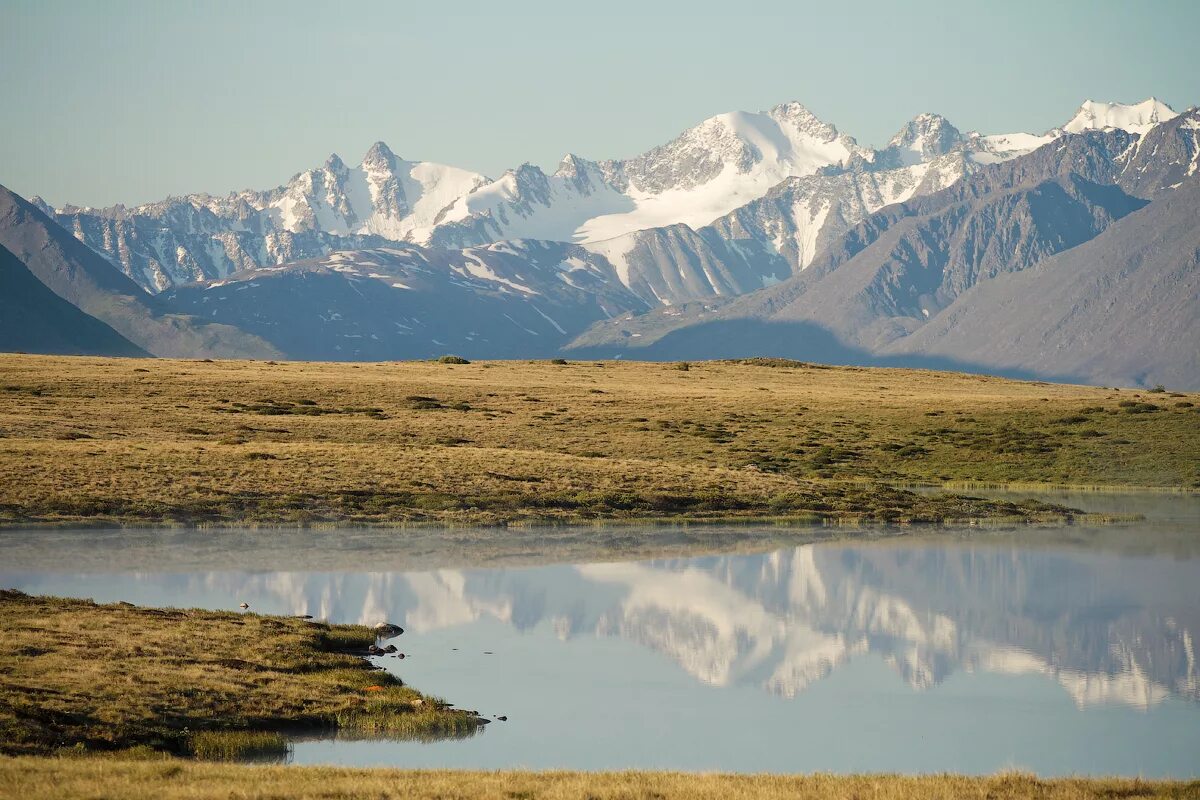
[0,759,1196,799]
[0,506,1136,531]
[0,590,484,757]
[0,480,1088,529]
[1,354,1196,529]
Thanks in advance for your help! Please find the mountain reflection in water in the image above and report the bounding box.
[7,540,1196,711]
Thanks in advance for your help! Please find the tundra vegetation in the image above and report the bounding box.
[0,354,1196,528]
[0,590,482,758]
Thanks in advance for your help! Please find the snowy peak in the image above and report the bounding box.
[966,99,1179,167]
[431,102,872,249]
[886,113,964,165]
[768,101,844,141]
[1062,98,1178,135]
[554,153,589,178]
[28,196,55,216]
[357,141,410,230]
[323,152,348,173]
[553,153,610,195]
[511,162,550,184]
[614,112,770,194]
[265,143,487,242]
[362,140,398,167]
[613,102,862,196]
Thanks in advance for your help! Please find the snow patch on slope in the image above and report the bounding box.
[582,233,640,288]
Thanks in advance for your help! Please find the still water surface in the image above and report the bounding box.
[2,492,1198,776]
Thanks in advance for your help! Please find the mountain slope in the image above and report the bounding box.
[761,173,1148,350]
[887,176,1200,389]
[19,96,1193,377]
[160,241,650,359]
[701,145,974,274]
[565,113,1199,387]
[0,244,147,357]
[567,128,1153,352]
[151,224,787,358]
[0,184,278,359]
[580,224,789,304]
[51,102,870,293]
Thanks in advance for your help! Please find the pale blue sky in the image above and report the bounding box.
[2,0,1197,207]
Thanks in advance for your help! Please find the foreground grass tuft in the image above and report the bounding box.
[187,731,288,761]
[334,706,484,742]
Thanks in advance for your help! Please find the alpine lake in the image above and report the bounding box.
[2,490,1196,777]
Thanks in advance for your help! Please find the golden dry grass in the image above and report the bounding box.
[0,759,1196,799]
[0,354,1196,527]
[0,590,482,755]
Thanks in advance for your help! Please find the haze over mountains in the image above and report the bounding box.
[4,96,1197,387]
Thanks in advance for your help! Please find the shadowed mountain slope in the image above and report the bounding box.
[0,243,147,357]
[888,176,1200,389]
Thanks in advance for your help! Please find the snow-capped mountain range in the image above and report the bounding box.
[8,94,1195,386]
[43,98,1180,294]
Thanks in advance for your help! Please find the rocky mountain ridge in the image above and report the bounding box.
[565,109,1200,387]
[44,98,1176,295]
[10,97,1196,386]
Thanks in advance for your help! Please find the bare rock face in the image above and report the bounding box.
[880,112,965,167]
[1116,111,1200,198]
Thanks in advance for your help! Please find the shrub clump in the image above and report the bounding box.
[728,357,827,369]
[1118,400,1161,413]
[436,355,470,365]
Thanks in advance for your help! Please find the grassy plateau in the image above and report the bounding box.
[0,354,1196,528]
[0,590,483,757]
